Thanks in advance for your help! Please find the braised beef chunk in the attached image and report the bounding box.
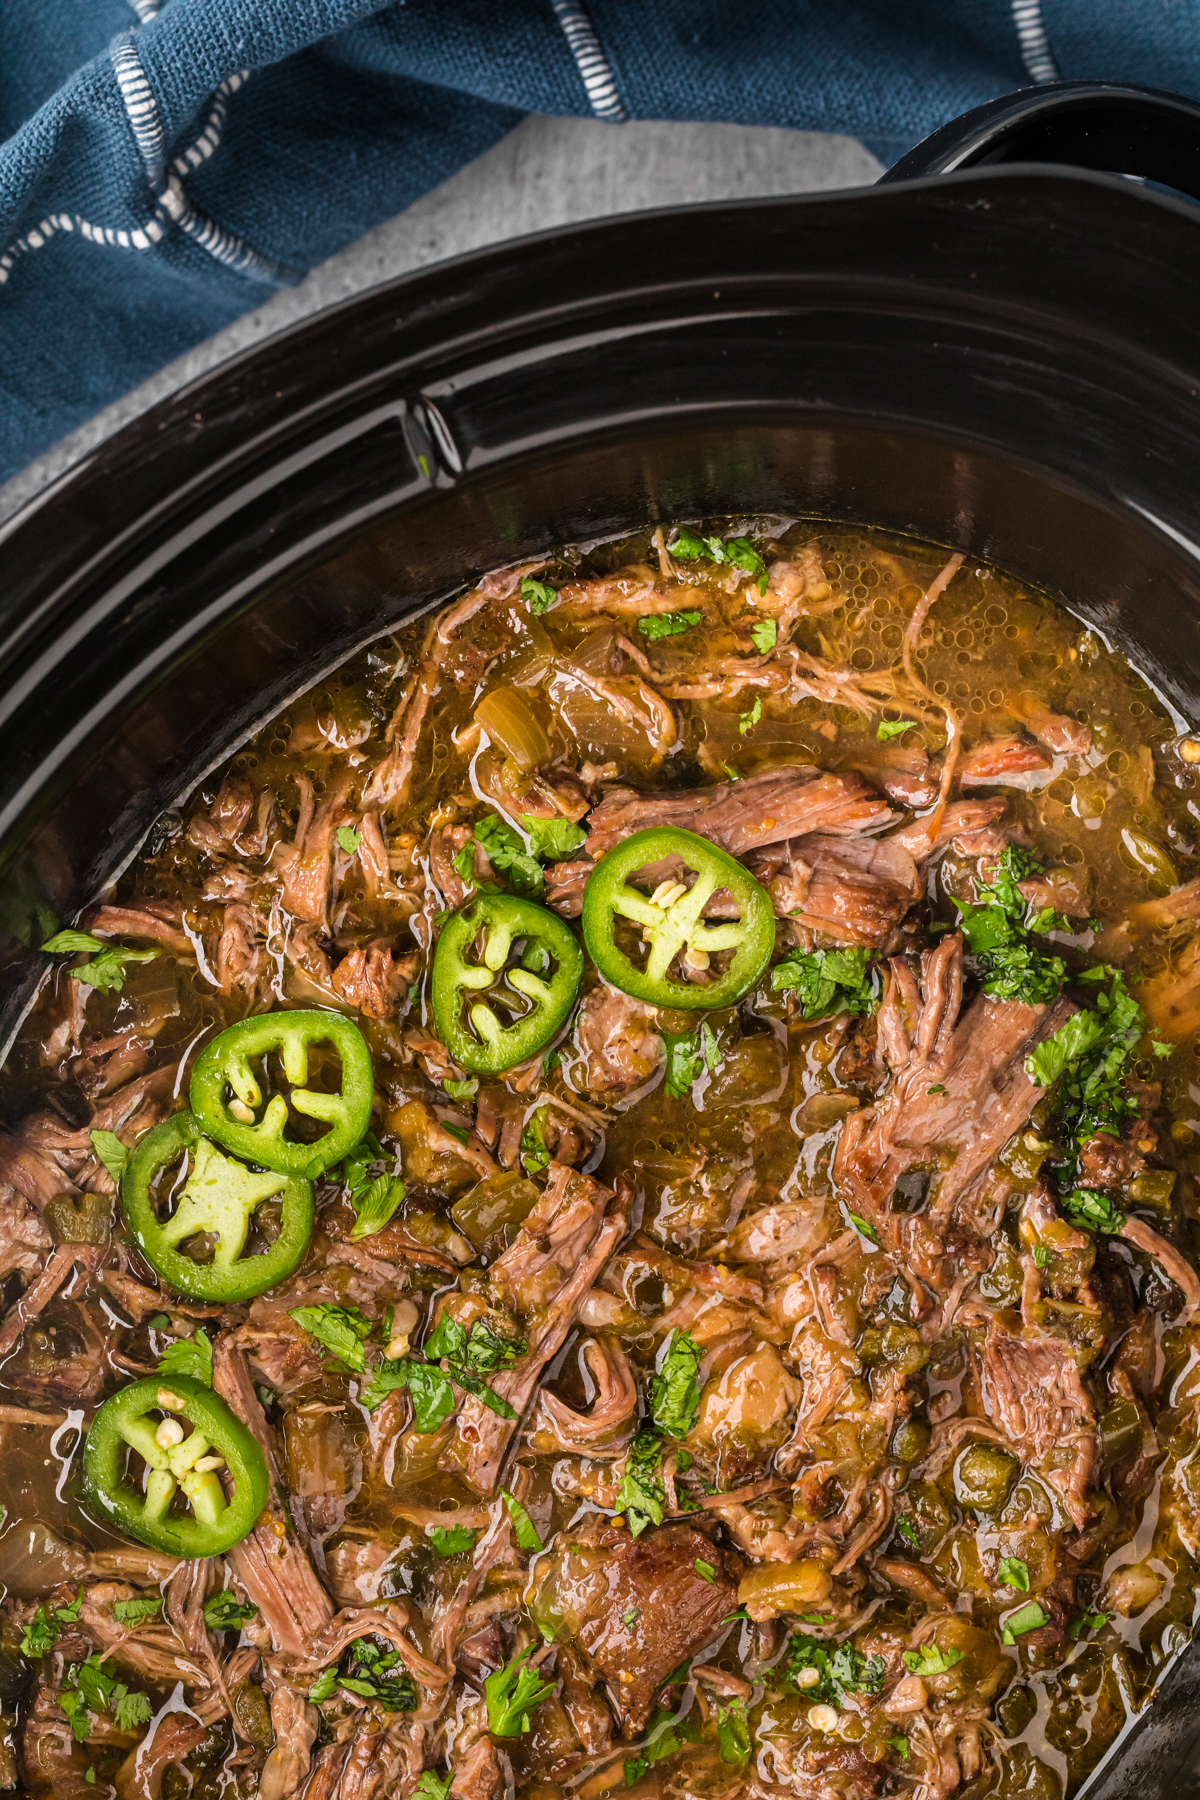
[532,1520,738,1733]
[834,934,1074,1296]
[747,831,921,945]
[980,1322,1098,1530]
[4,517,1200,1800]
[584,766,897,860]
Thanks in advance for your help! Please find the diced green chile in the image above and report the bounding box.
[122,1112,313,1302]
[82,1375,269,1557]
[190,1009,373,1179]
[432,894,583,1074]
[581,827,774,1010]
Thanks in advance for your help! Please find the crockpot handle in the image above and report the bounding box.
[882,79,1200,199]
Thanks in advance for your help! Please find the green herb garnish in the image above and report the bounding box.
[639,611,703,640]
[1002,1601,1049,1644]
[771,945,876,1020]
[42,930,159,994]
[521,577,557,615]
[519,816,588,862]
[484,1648,555,1737]
[203,1591,258,1631]
[157,1330,213,1387]
[650,1329,703,1438]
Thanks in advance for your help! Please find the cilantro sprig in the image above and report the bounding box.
[1027,965,1171,1191]
[518,815,587,862]
[360,1313,526,1427]
[453,813,543,899]
[671,528,770,595]
[662,1023,721,1098]
[157,1329,213,1387]
[617,1429,667,1538]
[772,945,877,1021]
[484,1648,555,1737]
[42,930,159,995]
[60,1653,152,1742]
[956,845,1067,1007]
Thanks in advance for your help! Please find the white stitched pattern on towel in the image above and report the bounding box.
[172,71,249,176]
[550,0,628,122]
[112,34,166,180]
[0,44,289,285]
[1012,0,1060,84]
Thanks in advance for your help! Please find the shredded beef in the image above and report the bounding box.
[585,767,897,861]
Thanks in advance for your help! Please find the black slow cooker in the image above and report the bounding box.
[1,78,1200,1794]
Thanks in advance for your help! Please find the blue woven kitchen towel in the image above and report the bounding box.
[1,0,1198,484]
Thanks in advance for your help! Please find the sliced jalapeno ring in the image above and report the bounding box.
[82,1374,269,1558]
[190,1009,373,1179]
[581,825,774,1010]
[432,893,583,1075]
[122,1112,313,1303]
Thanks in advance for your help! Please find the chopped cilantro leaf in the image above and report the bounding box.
[413,1776,453,1800]
[651,1329,703,1438]
[1061,1187,1125,1234]
[21,1601,71,1659]
[739,697,763,735]
[902,1644,965,1676]
[203,1591,258,1631]
[670,527,706,560]
[639,610,702,640]
[336,826,360,855]
[338,1638,418,1711]
[157,1329,213,1387]
[694,1559,716,1583]
[111,1597,163,1625]
[846,1211,877,1242]
[484,1648,555,1738]
[289,1302,374,1372]
[443,1078,479,1100]
[976,943,1067,1005]
[718,1699,752,1768]
[518,815,587,862]
[520,577,557,615]
[771,945,876,1021]
[662,1024,720,1097]
[366,1358,455,1429]
[427,1525,477,1557]
[501,1490,543,1552]
[456,812,543,899]
[1002,1600,1049,1643]
[617,1429,665,1538]
[89,1129,128,1184]
[308,1667,338,1704]
[42,931,160,994]
[349,1172,406,1242]
[113,1690,154,1731]
[519,1109,551,1177]
[751,617,778,654]
[784,1635,884,1705]
[997,1558,1030,1592]
[897,1515,921,1551]
[877,718,913,741]
[1033,1245,1053,1268]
